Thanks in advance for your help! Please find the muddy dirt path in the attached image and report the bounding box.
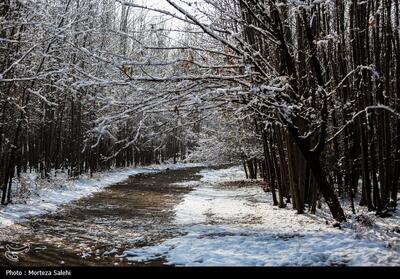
[0,167,206,266]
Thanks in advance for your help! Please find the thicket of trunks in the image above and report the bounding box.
[0,0,189,205]
[238,0,399,220]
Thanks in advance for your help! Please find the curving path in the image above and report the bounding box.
[0,167,205,266]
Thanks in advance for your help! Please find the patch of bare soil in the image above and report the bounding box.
[220,179,265,188]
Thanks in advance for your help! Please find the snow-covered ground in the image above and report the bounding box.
[0,163,205,228]
[122,166,400,266]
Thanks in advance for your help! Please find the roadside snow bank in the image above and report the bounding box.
[0,163,205,228]
[123,166,400,266]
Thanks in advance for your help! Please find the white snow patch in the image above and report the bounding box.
[171,181,201,188]
[199,166,246,184]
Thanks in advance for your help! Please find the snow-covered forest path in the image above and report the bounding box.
[0,167,207,266]
[0,166,399,266]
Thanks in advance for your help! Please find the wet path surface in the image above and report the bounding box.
[0,167,205,266]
